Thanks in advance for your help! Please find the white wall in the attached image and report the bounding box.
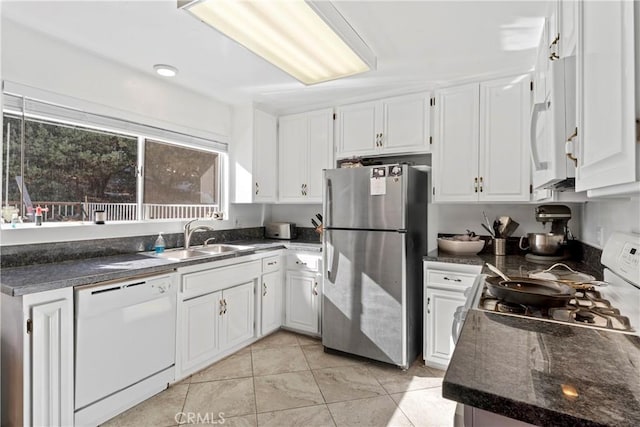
[1,19,231,141]
[269,204,322,228]
[580,198,640,248]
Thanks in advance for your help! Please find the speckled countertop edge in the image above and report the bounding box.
[1,240,321,297]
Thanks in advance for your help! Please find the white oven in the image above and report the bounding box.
[74,273,177,426]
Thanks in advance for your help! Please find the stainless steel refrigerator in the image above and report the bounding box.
[322,164,428,369]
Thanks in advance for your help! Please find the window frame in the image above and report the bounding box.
[1,95,228,226]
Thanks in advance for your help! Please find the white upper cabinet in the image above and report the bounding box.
[433,76,531,203]
[479,76,531,202]
[533,18,549,104]
[432,83,480,202]
[575,0,637,193]
[253,110,278,202]
[231,107,278,203]
[336,93,431,158]
[278,108,333,203]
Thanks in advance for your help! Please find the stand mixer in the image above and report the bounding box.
[520,205,573,262]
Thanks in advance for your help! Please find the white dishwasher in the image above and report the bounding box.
[74,273,177,426]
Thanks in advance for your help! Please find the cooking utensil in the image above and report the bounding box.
[493,220,501,238]
[486,276,575,307]
[486,263,511,281]
[481,223,495,237]
[483,211,492,232]
[502,218,520,237]
[519,233,565,255]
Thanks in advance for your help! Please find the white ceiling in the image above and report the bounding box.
[2,0,550,114]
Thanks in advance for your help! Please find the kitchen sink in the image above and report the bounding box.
[153,249,210,261]
[198,244,255,254]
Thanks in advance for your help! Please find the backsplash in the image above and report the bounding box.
[0,227,265,268]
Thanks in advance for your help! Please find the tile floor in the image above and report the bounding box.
[103,330,454,427]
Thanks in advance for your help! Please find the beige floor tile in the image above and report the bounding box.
[367,360,443,394]
[252,330,300,350]
[327,395,413,427]
[302,344,362,370]
[257,405,335,427]
[254,371,325,413]
[252,346,310,376]
[390,387,456,427]
[312,365,386,403]
[183,377,255,418]
[191,352,253,383]
[102,384,188,427]
[296,334,321,346]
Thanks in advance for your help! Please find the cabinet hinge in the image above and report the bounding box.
[429,136,432,145]
[530,81,534,91]
[26,319,32,334]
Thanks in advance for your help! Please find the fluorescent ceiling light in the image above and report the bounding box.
[179,0,376,85]
[154,64,178,77]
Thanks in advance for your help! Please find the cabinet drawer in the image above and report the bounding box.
[286,253,320,271]
[182,260,261,297]
[427,270,477,289]
[262,255,281,273]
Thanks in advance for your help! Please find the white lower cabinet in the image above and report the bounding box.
[423,262,481,370]
[1,287,74,427]
[177,260,260,378]
[284,252,322,335]
[261,270,282,335]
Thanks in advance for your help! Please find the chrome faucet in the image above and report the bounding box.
[184,219,215,250]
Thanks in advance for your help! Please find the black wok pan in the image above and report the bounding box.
[486,276,575,307]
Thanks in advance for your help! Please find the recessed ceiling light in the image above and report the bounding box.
[154,64,178,77]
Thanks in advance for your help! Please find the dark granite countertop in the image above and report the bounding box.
[1,240,321,297]
[443,309,640,426]
[424,250,603,280]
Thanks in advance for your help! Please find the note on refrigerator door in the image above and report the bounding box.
[370,167,387,195]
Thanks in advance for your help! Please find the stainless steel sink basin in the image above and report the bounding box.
[153,249,209,261]
[198,244,255,254]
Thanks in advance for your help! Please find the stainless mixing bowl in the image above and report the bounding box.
[519,233,565,255]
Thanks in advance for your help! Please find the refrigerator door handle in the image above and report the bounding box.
[326,178,333,227]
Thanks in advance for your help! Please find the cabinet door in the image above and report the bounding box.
[306,109,334,202]
[179,291,221,373]
[29,297,74,427]
[479,76,531,202]
[381,93,431,154]
[575,0,636,192]
[432,84,480,202]
[221,282,255,349]
[253,109,278,202]
[424,288,466,369]
[278,114,308,202]
[284,271,319,334]
[559,0,578,57]
[336,101,381,158]
[261,270,282,335]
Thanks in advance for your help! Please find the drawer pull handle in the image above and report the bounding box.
[444,277,462,282]
[427,297,431,314]
[313,282,318,296]
[296,261,307,265]
[267,261,277,266]
[263,283,267,296]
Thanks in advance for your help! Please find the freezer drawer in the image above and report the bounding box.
[323,229,406,366]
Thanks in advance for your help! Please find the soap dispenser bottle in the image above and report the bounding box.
[154,233,166,254]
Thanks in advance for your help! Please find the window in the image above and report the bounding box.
[2,95,226,224]
[143,140,220,220]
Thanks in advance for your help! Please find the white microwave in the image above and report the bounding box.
[530,56,577,190]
